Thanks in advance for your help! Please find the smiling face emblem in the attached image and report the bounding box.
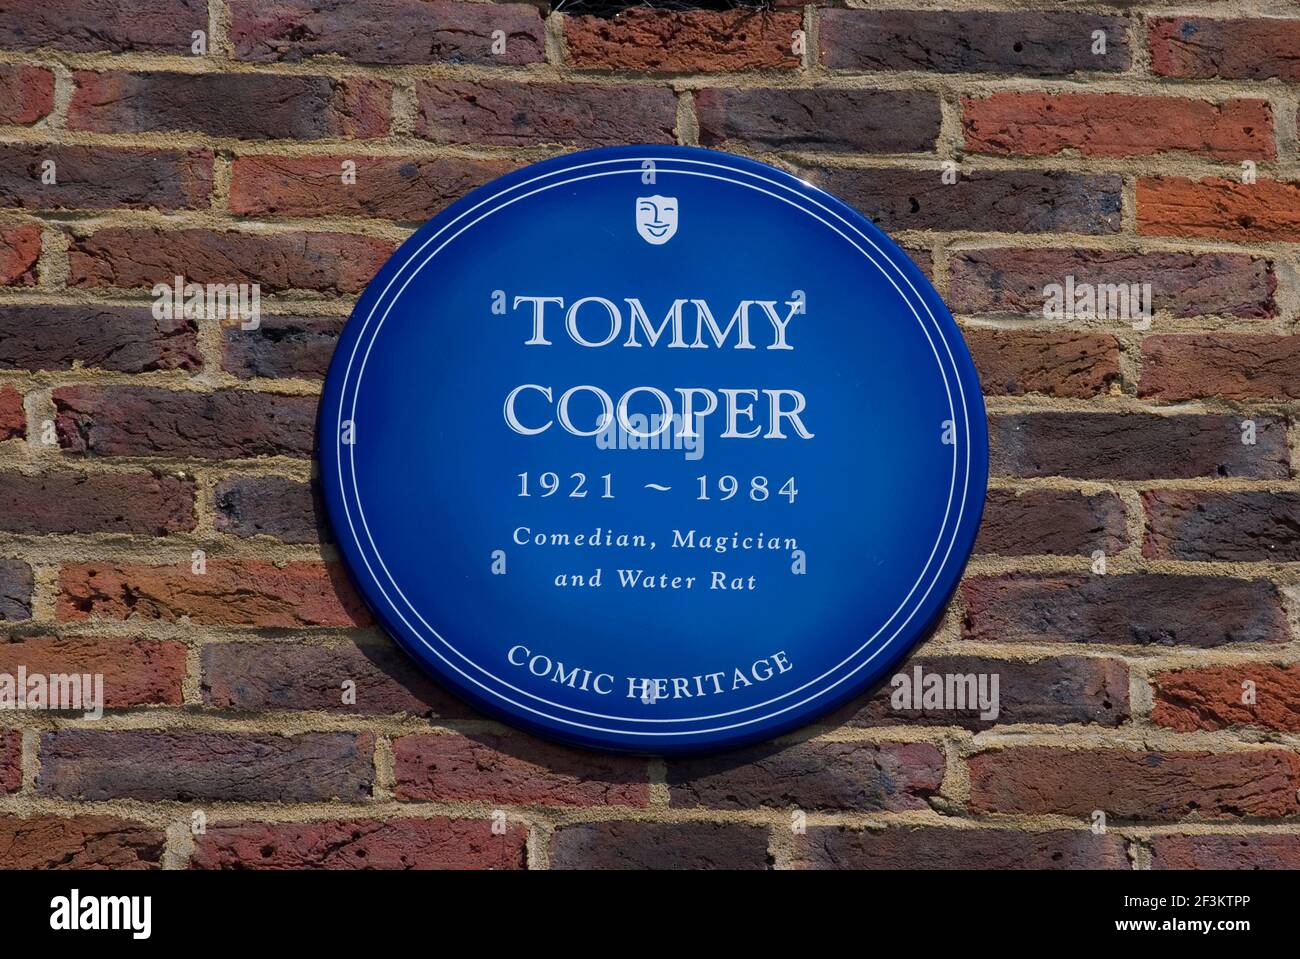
[636,195,678,245]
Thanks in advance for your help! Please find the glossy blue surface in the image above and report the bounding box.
[319,146,988,753]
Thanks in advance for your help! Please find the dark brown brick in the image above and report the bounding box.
[0,636,185,707]
[0,0,206,53]
[0,730,18,793]
[414,79,677,147]
[819,9,1130,75]
[0,815,164,869]
[809,168,1122,235]
[1150,834,1300,869]
[393,732,650,807]
[962,573,1289,648]
[192,817,526,870]
[1140,335,1300,401]
[0,65,54,124]
[794,826,1128,869]
[0,144,212,212]
[990,412,1289,480]
[696,88,941,153]
[0,470,195,535]
[54,386,317,459]
[1144,490,1300,563]
[1150,17,1300,81]
[0,305,199,372]
[0,560,32,621]
[39,730,375,802]
[551,821,771,870]
[969,747,1300,820]
[1153,665,1300,733]
[976,489,1126,556]
[666,740,942,812]
[214,475,324,543]
[565,9,800,73]
[222,315,343,381]
[0,224,40,286]
[966,329,1121,398]
[68,71,391,140]
[230,0,544,65]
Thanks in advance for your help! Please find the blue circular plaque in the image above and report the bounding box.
[320,146,988,753]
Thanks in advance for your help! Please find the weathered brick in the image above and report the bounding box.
[229,155,517,220]
[68,71,391,140]
[1153,665,1300,733]
[0,144,212,212]
[0,816,164,868]
[192,817,526,870]
[0,470,195,535]
[794,826,1128,869]
[565,9,800,73]
[1144,490,1300,563]
[0,386,22,440]
[67,228,392,294]
[0,224,39,287]
[1140,335,1300,401]
[231,0,543,65]
[1150,834,1300,870]
[54,386,317,459]
[963,93,1273,161]
[222,315,342,381]
[1150,17,1300,81]
[58,560,370,627]
[201,641,473,717]
[0,730,18,793]
[393,732,650,807]
[949,248,1277,320]
[39,730,375,802]
[0,305,199,372]
[809,168,1122,235]
[969,747,1300,820]
[965,329,1120,398]
[0,65,54,124]
[0,560,33,621]
[414,79,677,147]
[962,573,1289,648]
[842,655,1129,728]
[976,489,1126,556]
[666,740,942,812]
[1138,177,1300,243]
[697,88,941,153]
[0,0,205,53]
[990,412,1288,480]
[214,475,324,543]
[0,636,185,707]
[550,821,771,870]
[819,9,1129,75]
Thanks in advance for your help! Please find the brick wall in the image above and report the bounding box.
[0,0,1298,870]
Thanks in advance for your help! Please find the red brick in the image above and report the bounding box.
[0,560,32,621]
[0,815,164,869]
[564,9,800,73]
[1150,17,1300,81]
[1140,334,1300,401]
[231,0,543,65]
[0,305,199,372]
[666,740,943,812]
[68,71,391,140]
[229,154,517,220]
[393,732,650,807]
[0,636,185,707]
[965,329,1120,398]
[222,315,342,380]
[414,79,677,147]
[0,224,40,286]
[1138,177,1300,243]
[550,821,771,870]
[67,227,392,294]
[794,826,1128,869]
[214,475,324,543]
[976,489,1126,556]
[192,817,526,870]
[0,386,22,441]
[1144,490,1300,563]
[1150,834,1300,869]
[39,730,374,802]
[54,386,317,459]
[949,248,1276,320]
[819,9,1130,75]
[0,144,212,212]
[962,573,1289,648]
[963,93,1273,161]
[697,88,941,153]
[990,412,1288,480]
[969,747,1300,820]
[0,0,205,53]
[0,65,54,124]
[57,560,370,627]
[0,470,195,535]
[0,730,18,793]
[1153,665,1300,733]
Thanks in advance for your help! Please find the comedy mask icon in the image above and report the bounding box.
[636,195,678,245]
